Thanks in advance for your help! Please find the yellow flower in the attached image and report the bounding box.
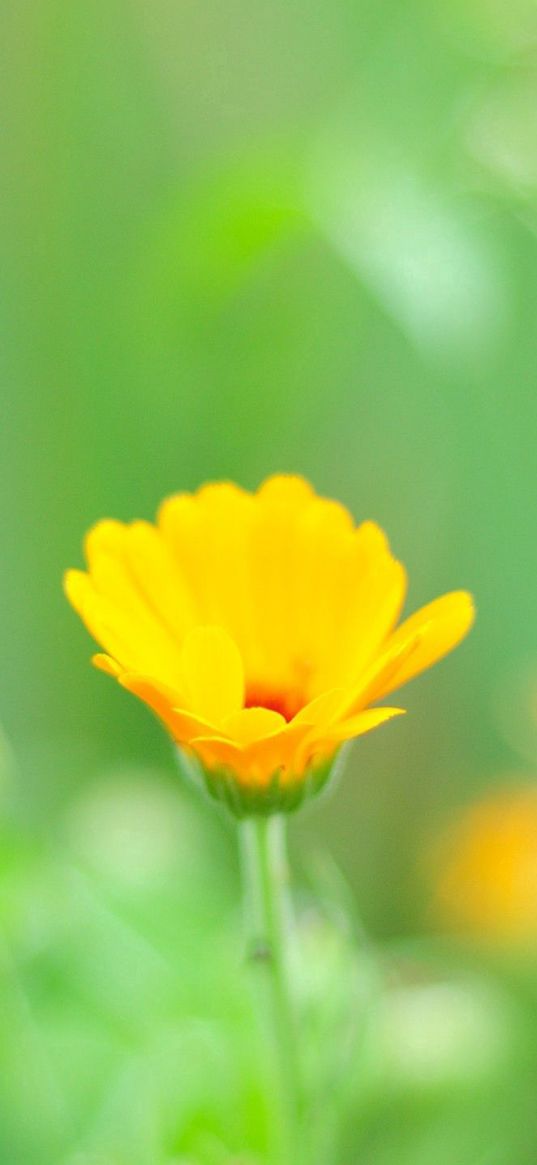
[64,475,474,814]
[433,785,537,944]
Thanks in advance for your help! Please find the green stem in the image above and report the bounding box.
[239,814,302,1165]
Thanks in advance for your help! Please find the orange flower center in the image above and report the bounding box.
[244,685,304,722]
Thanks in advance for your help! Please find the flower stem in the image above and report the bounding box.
[239,813,302,1165]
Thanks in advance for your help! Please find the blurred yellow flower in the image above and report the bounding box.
[433,785,537,943]
[64,475,473,813]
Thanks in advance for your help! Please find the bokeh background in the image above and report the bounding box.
[2,2,537,1163]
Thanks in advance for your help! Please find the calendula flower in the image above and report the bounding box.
[64,475,474,814]
[433,785,537,944]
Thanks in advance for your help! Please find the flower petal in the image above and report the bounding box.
[116,672,225,743]
[257,474,315,507]
[291,706,404,775]
[158,483,256,656]
[120,520,198,637]
[319,705,405,744]
[247,476,320,690]
[325,535,406,687]
[66,521,187,685]
[224,706,287,746]
[117,673,186,731]
[92,652,121,676]
[189,735,245,775]
[370,591,475,700]
[180,625,244,725]
[65,568,180,682]
[292,688,349,728]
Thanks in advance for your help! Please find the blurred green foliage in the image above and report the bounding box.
[1,0,537,1161]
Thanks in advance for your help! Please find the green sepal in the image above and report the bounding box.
[176,746,347,818]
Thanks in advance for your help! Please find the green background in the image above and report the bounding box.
[1,2,537,1162]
